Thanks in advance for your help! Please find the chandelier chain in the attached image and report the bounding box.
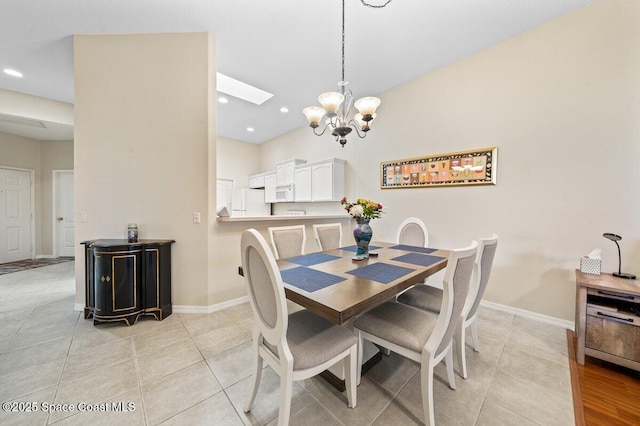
[341,0,345,85]
[360,0,392,8]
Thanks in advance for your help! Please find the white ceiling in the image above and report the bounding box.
[0,0,596,143]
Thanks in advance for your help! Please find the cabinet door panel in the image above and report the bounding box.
[112,254,140,312]
[294,167,312,201]
[265,173,277,203]
[312,163,333,201]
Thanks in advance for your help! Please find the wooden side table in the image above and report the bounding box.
[575,269,640,371]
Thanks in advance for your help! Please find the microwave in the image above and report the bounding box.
[275,184,294,202]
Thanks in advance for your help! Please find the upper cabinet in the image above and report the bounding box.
[249,172,271,189]
[264,172,277,203]
[295,158,346,202]
[294,166,312,202]
[276,158,306,186]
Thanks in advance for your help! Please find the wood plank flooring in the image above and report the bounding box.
[568,330,640,426]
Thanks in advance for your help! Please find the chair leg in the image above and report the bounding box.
[470,318,480,352]
[345,345,357,408]
[445,347,456,390]
[357,332,364,386]
[455,323,468,379]
[278,369,293,426]
[421,359,436,426]
[244,337,263,412]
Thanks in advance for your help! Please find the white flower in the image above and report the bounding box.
[349,204,364,218]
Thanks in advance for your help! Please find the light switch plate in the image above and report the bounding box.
[193,212,201,224]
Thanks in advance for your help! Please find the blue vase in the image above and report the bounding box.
[353,218,373,260]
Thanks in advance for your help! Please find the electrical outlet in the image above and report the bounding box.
[193,212,201,224]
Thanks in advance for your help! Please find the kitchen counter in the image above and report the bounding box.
[216,214,349,223]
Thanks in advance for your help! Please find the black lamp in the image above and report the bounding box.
[602,233,636,279]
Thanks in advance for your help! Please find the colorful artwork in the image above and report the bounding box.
[380,147,497,189]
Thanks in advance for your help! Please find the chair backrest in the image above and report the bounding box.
[268,225,306,259]
[424,241,477,358]
[241,229,288,348]
[397,217,429,247]
[313,223,343,251]
[465,235,498,320]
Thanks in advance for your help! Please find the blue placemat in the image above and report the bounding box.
[285,253,342,267]
[391,253,445,267]
[341,245,382,253]
[388,244,437,254]
[281,266,346,292]
[346,262,415,284]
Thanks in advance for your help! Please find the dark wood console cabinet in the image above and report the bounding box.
[82,239,175,326]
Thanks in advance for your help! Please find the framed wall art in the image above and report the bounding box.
[380,147,497,189]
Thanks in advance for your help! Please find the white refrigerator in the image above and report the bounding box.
[231,189,271,217]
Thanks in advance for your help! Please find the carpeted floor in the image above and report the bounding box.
[0,258,74,275]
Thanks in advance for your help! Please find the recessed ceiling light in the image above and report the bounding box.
[246,127,255,132]
[218,97,228,104]
[3,68,23,78]
[280,107,289,113]
[217,72,273,105]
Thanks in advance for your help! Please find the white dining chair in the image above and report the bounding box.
[397,217,429,247]
[241,229,357,425]
[397,235,498,379]
[313,223,343,251]
[354,241,477,426]
[268,225,306,259]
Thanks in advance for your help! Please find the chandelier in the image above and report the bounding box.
[302,0,386,147]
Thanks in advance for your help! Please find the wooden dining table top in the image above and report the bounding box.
[277,242,449,325]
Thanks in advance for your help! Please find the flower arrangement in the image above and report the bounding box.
[341,197,383,220]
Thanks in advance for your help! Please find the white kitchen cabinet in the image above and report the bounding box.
[294,158,345,202]
[275,159,306,186]
[249,172,270,189]
[264,172,277,203]
[294,166,312,202]
[312,159,345,201]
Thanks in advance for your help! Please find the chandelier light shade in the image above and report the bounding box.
[318,92,345,115]
[302,0,387,147]
[302,106,326,128]
[354,97,381,118]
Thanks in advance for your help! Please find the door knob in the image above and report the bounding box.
[57,217,64,221]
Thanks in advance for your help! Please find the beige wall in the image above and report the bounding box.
[0,132,42,254]
[0,132,73,256]
[258,0,640,321]
[74,33,217,307]
[40,140,74,254]
[216,136,261,188]
[0,89,73,126]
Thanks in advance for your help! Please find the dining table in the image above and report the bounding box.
[276,241,449,324]
[272,241,450,389]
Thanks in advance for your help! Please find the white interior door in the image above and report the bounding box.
[55,171,75,257]
[0,168,33,263]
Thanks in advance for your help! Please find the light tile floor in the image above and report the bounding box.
[0,262,574,425]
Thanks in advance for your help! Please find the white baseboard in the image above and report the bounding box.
[173,296,249,314]
[75,296,250,315]
[75,293,573,330]
[36,254,54,259]
[480,300,575,331]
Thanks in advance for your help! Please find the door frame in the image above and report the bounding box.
[52,169,74,258]
[0,165,36,261]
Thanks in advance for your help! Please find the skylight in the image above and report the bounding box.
[216,73,273,105]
